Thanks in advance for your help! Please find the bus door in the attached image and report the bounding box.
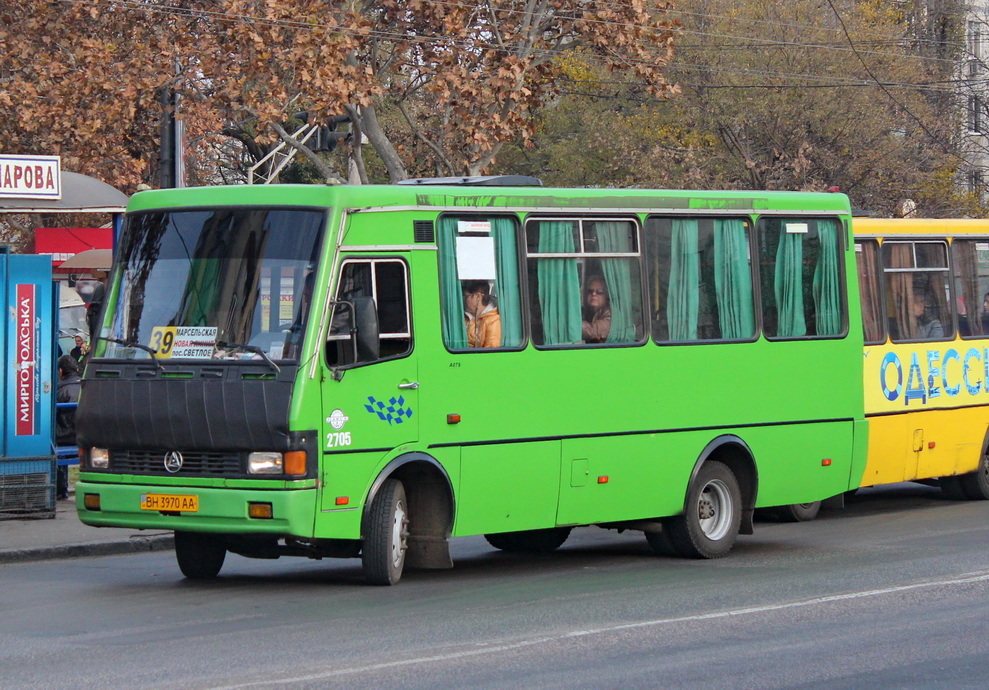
[319,257,417,511]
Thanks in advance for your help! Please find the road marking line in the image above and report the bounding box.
[214,571,989,688]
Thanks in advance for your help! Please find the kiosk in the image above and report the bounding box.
[0,160,127,518]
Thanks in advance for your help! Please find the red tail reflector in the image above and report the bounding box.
[821,458,832,466]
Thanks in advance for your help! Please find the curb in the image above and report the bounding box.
[0,534,174,565]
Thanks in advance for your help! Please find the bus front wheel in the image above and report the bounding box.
[174,531,226,579]
[665,461,742,559]
[961,451,989,500]
[942,451,989,500]
[362,478,410,585]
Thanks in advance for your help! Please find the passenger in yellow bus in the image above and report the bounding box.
[582,276,612,343]
[913,287,944,339]
[463,280,501,348]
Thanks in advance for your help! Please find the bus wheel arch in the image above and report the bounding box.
[660,436,757,559]
[362,453,455,575]
[686,435,758,535]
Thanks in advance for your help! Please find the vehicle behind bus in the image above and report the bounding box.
[854,218,989,501]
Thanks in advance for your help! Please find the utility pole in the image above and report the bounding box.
[159,86,176,189]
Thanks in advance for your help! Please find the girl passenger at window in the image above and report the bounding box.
[463,280,502,348]
[582,275,612,343]
[913,286,944,339]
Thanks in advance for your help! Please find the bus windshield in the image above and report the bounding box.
[104,208,324,362]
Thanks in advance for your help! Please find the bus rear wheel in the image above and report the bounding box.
[665,461,741,559]
[362,478,410,586]
[775,501,822,522]
[484,527,572,553]
[174,531,226,579]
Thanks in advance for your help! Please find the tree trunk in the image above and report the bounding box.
[358,104,408,182]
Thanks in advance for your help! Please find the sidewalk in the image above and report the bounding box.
[0,494,173,564]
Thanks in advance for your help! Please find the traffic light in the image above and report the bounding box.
[294,113,351,152]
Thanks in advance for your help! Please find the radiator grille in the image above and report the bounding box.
[111,450,242,477]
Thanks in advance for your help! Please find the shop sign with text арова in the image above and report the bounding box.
[0,154,61,200]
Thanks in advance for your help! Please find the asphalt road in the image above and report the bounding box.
[2,483,987,689]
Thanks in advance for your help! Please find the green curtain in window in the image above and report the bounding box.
[666,219,699,341]
[175,258,220,327]
[492,216,521,346]
[775,228,806,337]
[538,221,581,345]
[438,216,468,348]
[713,219,754,339]
[812,219,842,335]
[598,222,637,342]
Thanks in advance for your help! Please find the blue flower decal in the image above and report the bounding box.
[364,395,414,425]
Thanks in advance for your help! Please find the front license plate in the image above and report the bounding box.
[140,493,199,512]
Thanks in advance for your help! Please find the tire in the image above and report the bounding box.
[174,531,226,579]
[484,527,572,553]
[775,501,822,522]
[665,461,742,559]
[960,450,989,500]
[362,478,410,585]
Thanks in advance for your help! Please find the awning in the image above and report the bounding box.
[0,171,127,214]
[58,248,112,271]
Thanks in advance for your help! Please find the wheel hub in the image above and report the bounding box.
[390,501,410,568]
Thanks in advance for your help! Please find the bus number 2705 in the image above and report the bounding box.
[326,432,352,448]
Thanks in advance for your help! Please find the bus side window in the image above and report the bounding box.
[951,238,989,338]
[326,259,411,366]
[646,216,755,342]
[437,215,524,350]
[526,218,644,347]
[856,240,885,344]
[882,241,953,342]
[758,217,846,339]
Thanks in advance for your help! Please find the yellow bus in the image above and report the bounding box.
[854,218,989,499]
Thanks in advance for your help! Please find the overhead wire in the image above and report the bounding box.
[43,0,989,172]
[53,0,977,74]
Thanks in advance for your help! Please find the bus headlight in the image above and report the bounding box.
[90,448,110,469]
[248,452,283,474]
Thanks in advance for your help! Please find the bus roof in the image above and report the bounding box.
[126,184,851,215]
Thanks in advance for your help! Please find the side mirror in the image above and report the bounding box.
[352,296,380,363]
[327,296,379,367]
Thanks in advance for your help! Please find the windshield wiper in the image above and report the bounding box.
[98,336,165,373]
[215,341,281,374]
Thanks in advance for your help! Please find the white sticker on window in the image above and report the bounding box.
[977,242,989,251]
[456,235,497,280]
[786,223,809,234]
[458,220,492,234]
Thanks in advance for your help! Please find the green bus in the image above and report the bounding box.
[75,178,867,584]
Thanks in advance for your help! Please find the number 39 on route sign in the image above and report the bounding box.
[149,326,217,359]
